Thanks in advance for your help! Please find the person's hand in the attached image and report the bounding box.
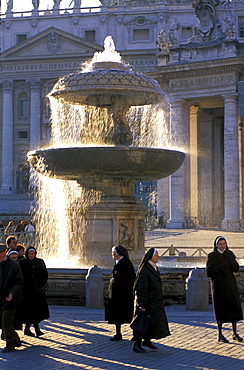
[110,278,114,283]
[139,307,146,312]
[6,293,13,302]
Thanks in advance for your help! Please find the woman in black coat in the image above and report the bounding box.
[206,236,243,343]
[19,247,50,337]
[105,245,135,341]
[132,247,170,353]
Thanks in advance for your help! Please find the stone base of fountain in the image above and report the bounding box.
[76,194,146,268]
[45,266,244,306]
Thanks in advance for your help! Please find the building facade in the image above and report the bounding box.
[1,0,244,230]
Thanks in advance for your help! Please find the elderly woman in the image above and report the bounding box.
[206,236,243,343]
[19,247,49,337]
[132,247,170,353]
[105,245,135,341]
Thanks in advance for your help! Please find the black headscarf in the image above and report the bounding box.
[113,245,129,259]
[25,246,37,259]
[213,236,229,251]
[134,247,156,289]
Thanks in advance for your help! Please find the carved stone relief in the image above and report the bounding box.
[47,32,62,54]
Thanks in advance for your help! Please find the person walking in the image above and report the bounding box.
[132,247,170,353]
[0,243,23,353]
[206,236,243,343]
[105,245,135,341]
[24,221,35,247]
[19,247,49,337]
[4,221,15,238]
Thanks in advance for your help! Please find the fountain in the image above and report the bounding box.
[27,36,185,269]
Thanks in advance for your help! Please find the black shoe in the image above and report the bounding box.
[24,327,35,337]
[233,334,243,342]
[110,334,122,341]
[35,329,44,337]
[132,343,146,353]
[142,340,157,349]
[218,334,229,343]
[1,346,14,353]
[15,342,22,347]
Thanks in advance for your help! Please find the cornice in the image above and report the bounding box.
[155,57,244,80]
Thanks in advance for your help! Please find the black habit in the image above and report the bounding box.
[206,246,243,323]
[134,261,170,339]
[105,256,135,324]
[19,255,50,324]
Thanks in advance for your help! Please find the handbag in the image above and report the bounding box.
[130,310,151,337]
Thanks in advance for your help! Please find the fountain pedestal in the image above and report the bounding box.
[83,194,146,267]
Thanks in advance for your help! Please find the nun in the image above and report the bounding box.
[19,247,50,337]
[206,236,243,343]
[105,245,135,341]
[132,247,170,353]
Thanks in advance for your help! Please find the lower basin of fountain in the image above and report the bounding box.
[45,264,244,306]
[28,146,185,181]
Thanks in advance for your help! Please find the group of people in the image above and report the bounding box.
[0,235,49,353]
[105,236,243,353]
[2,220,36,246]
[1,233,242,354]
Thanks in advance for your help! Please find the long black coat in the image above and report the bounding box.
[105,256,135,324]
[206,248,243,323]
[0,257,23,310]
[19,257,50,324]
[134,262,170,339]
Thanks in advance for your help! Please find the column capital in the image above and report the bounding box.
[190,105,199,115]
[2,80,13,92]
[29,79,41,91]
[221,93,238,103]
[169,98,183,108]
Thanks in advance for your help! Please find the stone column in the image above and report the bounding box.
[213,117,223,219]
[29,80,41,150]
[221,94,240,229]
[198,110,214,218]
[189,106,199,218]
[1,80,14,194]
[166,99,188,228]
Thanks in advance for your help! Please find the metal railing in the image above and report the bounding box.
[226,220,244,232]
[0,230,37,248]
[184,217,222,229]
[159,244,210,257]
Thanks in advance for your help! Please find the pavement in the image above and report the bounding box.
[1,303,244,370]
[1,228,244,369]
[145,228,244,258]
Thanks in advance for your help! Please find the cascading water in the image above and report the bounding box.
[28,36,185,268]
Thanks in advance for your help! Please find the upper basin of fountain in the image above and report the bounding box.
[49,64,163,107]
[49,35,163,107]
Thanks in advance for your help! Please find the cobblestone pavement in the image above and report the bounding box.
[1,304,243,370]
